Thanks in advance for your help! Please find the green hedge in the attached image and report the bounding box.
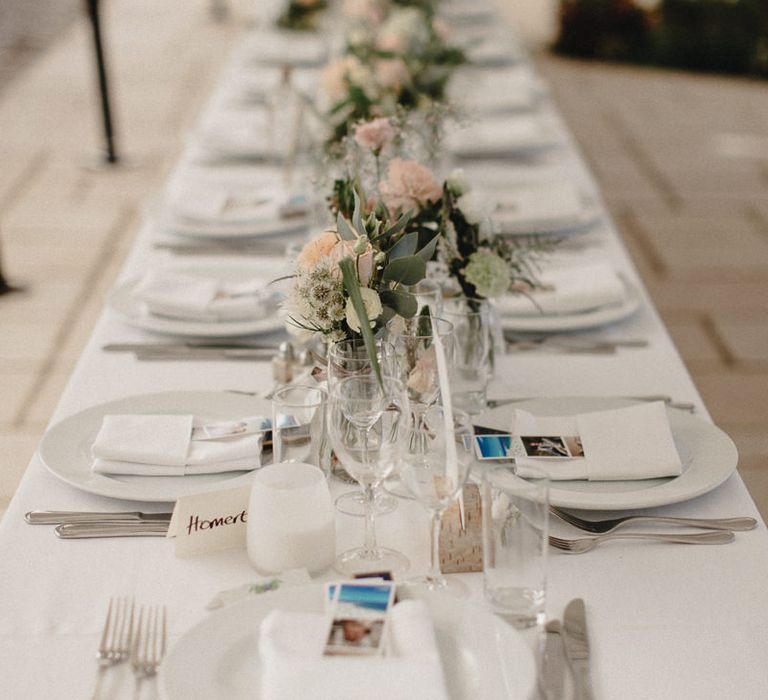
[554,0,768,78]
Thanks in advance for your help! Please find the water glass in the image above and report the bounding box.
[442,296,492,414]
[247,462,335,575]
[329,375,410,576]
[271,385,329,477]
[481,465,549,628]
[406,279,444,317]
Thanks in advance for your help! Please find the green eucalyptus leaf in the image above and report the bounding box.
[381,211,412,239]
[388,232,419,260]
[380,289,418,318]
[352,189,364,236]
[416,232,439,262]
[337,213,357,241]
[382,256,426,285]
[339,258,382,386]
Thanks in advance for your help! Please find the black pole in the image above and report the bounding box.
[85,0,118,164]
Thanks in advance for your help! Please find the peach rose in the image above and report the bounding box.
[296,229,338,270]
[353,118,395,153]
[329,238,375,285]
[379,158,442,216]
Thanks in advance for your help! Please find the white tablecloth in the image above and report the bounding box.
[1,7,766,700]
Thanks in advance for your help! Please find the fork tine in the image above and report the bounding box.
[98,598,113,655]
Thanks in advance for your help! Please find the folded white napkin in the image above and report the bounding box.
[450,67,538,114]
[168,184,286,225]
[240,30,328,67]
[259,600,448,700]
[91,414,266,476]
[134,270,274,322]
[511,402,683,481]
[491,181,585,233]
[198,108,280,160]
[495,263,627,317]
[447,116,556,158]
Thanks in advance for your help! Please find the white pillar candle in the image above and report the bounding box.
[247,462,335,575]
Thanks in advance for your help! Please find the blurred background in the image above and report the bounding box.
[0,0,766,516]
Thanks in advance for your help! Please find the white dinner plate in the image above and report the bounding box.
[475,397,738,510]
[109,259,288,338]
[497,279,642,333]
[39,391,271,502]
[158,585,537,700]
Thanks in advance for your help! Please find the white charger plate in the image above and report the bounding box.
[475,397,738,510]
[498,279,642,333]
[158,585,537,700]
[38,391,270,502]
[109,259,288,338]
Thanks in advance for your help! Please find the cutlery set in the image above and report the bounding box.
[548,507,755,553]
[92,597,167,700]
[486,394,697,413]
[103,341,278,362]
[504,334,649,355]
[25,511,172,539]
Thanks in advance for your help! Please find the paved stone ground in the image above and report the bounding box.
[0,4,766,518]
[536,54,768,515]
[0,1,79,96]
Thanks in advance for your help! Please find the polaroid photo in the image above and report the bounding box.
[474,434,585,460]
[323,582,396,657]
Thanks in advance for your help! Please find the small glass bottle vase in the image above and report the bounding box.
[442,296,493,415]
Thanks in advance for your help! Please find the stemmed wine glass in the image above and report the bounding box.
[329,374,410,576]
[327,338,399,517]
[399,406,474,595]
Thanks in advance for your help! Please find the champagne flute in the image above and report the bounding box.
[329,375,410,576]
[399,407,474,595]
[327,338,399,517]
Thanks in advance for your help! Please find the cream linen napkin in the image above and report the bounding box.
[134,270,274,322]
[495,263,627,317]
[259,600,449,700]
[511,402,683,481]
[91,414,266,476]
[491,181,584,233]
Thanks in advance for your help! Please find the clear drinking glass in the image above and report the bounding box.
[442,296,492,415]
[329,375,410,576]
[481,465,549,628]
[271,385,329,477]
[399,407,474,596]
[327,338,399,517]
[406,279,444,317]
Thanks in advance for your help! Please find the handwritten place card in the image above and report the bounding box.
[168,485,251,558]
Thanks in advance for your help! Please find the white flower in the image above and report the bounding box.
[456,191,488,225]
[446,169,469,197]
[345,287,383,332]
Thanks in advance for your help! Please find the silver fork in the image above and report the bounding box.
[549,530,734,554]
[92,597,134,700]
[131,605,168,700]
[550,506,757,534]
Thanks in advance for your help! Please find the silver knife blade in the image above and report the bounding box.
[542,620,567,700]
[26,510,173,525]
[562,598,594,700]
[54,522,170,539]
[103,342,278,352]
[134,348,274,362]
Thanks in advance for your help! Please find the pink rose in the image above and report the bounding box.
[377,31,404,53]
[329,239,375,286]
[379,158,443,216]
[353,118,395,153]
[374,58,409,92]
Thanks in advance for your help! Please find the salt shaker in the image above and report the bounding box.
[272,341,295,383]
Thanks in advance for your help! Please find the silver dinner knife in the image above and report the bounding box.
[542,620,567,700]
[562,598,594,700]
[26,510,173,525]
[54,522,170,539]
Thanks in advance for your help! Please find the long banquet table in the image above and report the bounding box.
[2,9,768,700]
